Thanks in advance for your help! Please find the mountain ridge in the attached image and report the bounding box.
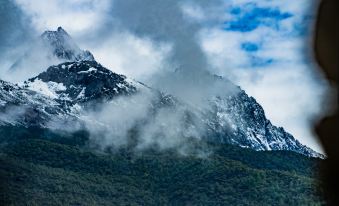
[0,27,323,158]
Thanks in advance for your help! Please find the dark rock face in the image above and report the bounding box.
[25,61,137,104]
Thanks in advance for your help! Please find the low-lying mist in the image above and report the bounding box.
[73,89,211,156]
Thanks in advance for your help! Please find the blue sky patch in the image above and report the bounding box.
[241,42,259,52]
[224,4,293,32]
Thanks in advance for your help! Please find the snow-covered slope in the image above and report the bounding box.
[0,80,70,127]
[205,88,319,157]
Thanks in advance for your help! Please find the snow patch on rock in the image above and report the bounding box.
[25,79,67,100]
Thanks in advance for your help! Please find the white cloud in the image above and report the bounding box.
[87,32,171,82]
[13,0,111,34]
[181,3,206,22]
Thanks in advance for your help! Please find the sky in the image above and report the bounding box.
[0,0,329,152]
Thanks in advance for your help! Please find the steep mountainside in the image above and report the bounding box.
[205,89,319,157]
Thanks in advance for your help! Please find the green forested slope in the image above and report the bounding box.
[0,126,325,205]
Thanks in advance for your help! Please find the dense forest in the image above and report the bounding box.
[0,126,325,205]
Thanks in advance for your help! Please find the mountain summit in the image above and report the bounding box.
[40,27,94,62]
[7,26,94,82]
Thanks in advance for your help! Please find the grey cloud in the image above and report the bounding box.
[0,0,36,74]
[103,0,232,106]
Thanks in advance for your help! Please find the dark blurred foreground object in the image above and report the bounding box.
[314,0,339,205]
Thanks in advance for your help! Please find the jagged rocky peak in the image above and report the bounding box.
[41,26,95,62]
[8,26,95,82]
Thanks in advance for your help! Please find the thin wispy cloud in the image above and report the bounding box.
[13,0,111,34]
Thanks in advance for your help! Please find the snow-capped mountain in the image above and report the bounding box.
[1,27,322,158]
[21,60,320,157]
